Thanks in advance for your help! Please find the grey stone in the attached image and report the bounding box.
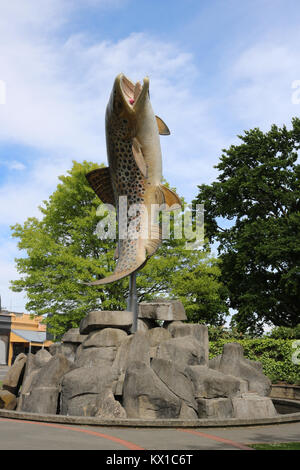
[147,327,171,347]
[61,366,118,401]
[17,351,53,411]
[30,354,74,389]
[21,387,59,414]
[75,346,117,368]
[179,402,199,420]
[218,343,272,397]
[209,355,221,370]
[0,390,17,410]
[114,372,125,397]
[49,342,77,362]
[156,336,206,370]
[2,353,26,395]
[197,397,234,419]
[62,328,87,344]
[146,325,170,358]
[19,354,74,414]
[151,358,197,411]
[82,328,128,348]
[167,322,209,364]
[123,361,181,419]
[16,354,40,411]
[231,393,277,419]
[60,366,124,418]
[138,300,187,322]
[185,365,248,399]
[34,348,52,368]
[111,332,151,396]
[127,331,151,367]
[112,336,133,374]
[95,389,127,419]
[79,311,132,334]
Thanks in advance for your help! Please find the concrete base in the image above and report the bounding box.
[1,399,300,428]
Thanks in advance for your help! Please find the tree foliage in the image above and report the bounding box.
[11,161,229,338]
[195,118,300,334]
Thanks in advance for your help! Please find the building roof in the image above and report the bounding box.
[11,329,47,343]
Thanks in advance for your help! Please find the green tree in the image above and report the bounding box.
[11,161,228,338]
[194,118,300,334]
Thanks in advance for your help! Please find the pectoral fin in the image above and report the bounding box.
[159,184,182,210]
[86,167,115,206]
[156,116,170,135]
[132,138,147,177]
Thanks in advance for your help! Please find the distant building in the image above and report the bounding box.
[0,310,52,365]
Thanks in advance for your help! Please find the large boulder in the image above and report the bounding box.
[61,328,87,344]
[212,343,271,397]
[82,328,128,348]
[231,393,277,419]
[147,327,172,359]
[139,300,187,322]
[111,331,151,397]
[2,353,26,395]
[20,354,74,414]
[156,336,206,370]
[74,328,128,369]
[166,322,209,364]
[49,342,77,362]
[123,361,181,419]
[75,345,117,368]
[151,358,197,412]
[197,398,233,419]
[0,390,17,410]
[79,311,132,334]
[60,366,125,418]
[185,365,248,399]
[17,350,53,411]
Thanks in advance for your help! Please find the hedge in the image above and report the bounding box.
[209,338,300,385]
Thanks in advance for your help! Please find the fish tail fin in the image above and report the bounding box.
[87,260,147,285]
[88,239,147,286]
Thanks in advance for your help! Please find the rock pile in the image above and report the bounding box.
[0,301,277,421]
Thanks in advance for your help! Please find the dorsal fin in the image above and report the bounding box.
[86,167,115,206]
[156,116,170,135]
[159,184,182,210]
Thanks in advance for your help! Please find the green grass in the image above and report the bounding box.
[250,442,300,450]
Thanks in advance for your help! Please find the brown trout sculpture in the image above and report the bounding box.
[86,73,181,285]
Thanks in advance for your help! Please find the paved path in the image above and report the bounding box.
[0,417,299,450]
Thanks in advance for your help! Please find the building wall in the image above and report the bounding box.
[0,335,8,364]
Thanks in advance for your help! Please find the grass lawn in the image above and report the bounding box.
[250,442,300,450]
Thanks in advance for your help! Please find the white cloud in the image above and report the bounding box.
[0,160,26,171]
[228,34,300,130]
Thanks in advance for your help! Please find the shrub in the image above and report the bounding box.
[268,324,300,340]
[209,338,300,385]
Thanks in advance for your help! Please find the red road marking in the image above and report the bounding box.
[0,418,144,450]
[178,428,254,450]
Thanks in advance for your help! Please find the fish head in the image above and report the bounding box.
[106,73,150,124]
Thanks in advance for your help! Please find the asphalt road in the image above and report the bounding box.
[0,417,300,451]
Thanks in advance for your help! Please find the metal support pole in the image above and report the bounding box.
[127,272,138,333]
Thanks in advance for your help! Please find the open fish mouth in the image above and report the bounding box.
[118,74,149,110]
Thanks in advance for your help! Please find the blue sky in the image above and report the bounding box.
[0,0,300,312]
